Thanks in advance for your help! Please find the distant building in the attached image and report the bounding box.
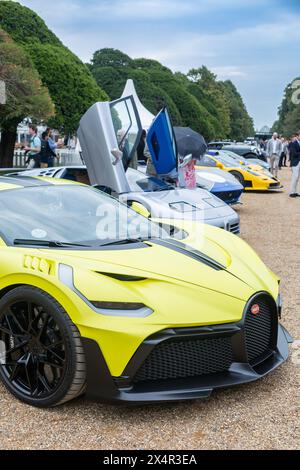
[255,126,272,141]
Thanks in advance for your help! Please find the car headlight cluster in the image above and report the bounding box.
[58,264,154,318]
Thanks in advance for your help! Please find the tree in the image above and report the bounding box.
[187,66,231,138]
[89,48,254,142]
[90,50,182,124]
[221,80,254,141]
[275,78,300,136]
[0,1,108,135]
[0,29,54,167]
[92,48,134,69]
[281,105,300,136]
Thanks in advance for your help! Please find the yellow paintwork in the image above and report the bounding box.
[197,155,280,191]
[0,179,280,377]
[130,201,151,218]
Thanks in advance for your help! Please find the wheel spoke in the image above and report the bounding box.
[0,325,17,336]
[41,339,64,350]
[43,346,65,363]
[9,354,27,382]
[4,315,15,336]
[29,306,44,335]
[37,314,51,342]
[7,309,27,335]
[37,371,52,393]
[5,339,29,356]
[0,298,68,399]
[26,302,35,333]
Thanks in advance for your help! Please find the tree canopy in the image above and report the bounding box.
[274,78,300,136]
[0,28,55,166]
[0,28,54,126]
[0,1,108,134]
[89,48,254,141]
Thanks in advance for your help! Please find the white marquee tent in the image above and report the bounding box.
[121,79,155,130]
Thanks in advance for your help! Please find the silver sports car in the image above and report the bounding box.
[10,94,240,234]
[76,94,240,233]
[10,165,240,234]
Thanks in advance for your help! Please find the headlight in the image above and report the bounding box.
[58,264,154,318]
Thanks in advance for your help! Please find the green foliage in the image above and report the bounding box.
[281,105,300,136]
[89,49,253,141]
[221,80,254,141]
[0,1,61,46]
[90,54,182,124]
[0,1,108,133]
[146,68,212,135]
[187,66,231,138]
[275,78,300,136]
[92,48,134,68]
[0,28,54,129]
[25,43,106,132]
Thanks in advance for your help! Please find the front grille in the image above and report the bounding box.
[133,337,233,384]
[229,222,240,234]
[270,182,280,188]
[244,294,277,365]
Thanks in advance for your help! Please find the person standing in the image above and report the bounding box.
[39,132,57,168]
[289,132,300,198]
[24,125,41,168]
[267,133,283,178]
[46,128,59,167]
[279,138,288,169]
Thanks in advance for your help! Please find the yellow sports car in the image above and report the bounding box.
[198,153,281,191]
[0,176,291,407]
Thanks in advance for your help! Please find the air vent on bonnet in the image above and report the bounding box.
[97,273,147,282]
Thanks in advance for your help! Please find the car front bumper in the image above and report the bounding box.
[81,318,291,404]
[244,180,281,191]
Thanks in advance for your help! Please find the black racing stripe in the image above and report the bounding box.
[0,176,52,187]
[150,239,226,271]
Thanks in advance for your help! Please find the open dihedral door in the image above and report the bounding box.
[146,107,178,176]
[78,96,142,193]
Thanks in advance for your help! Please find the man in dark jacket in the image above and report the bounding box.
[289,132,300,198]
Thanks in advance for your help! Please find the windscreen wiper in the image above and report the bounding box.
[13,239,91,248]
[99,237,150,247]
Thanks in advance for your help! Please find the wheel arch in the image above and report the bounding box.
[0,275,83,325]
[0,284,24,300]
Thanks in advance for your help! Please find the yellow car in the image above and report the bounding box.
[0,176,291,407]
[198,153,281,191]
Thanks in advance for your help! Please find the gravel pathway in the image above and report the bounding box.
[0,168,299,450]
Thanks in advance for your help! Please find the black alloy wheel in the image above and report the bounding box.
[0,286,86,407]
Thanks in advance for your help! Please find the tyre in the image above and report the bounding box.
[229,171,245,187]
[0,286,86,407]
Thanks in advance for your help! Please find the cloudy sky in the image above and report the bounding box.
[18,0,300,129]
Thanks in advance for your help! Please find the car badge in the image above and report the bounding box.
[251,304,260,315]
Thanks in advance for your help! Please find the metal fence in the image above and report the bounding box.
[12,149,83,168]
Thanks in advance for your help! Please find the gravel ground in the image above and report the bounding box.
[0,167,299,450]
